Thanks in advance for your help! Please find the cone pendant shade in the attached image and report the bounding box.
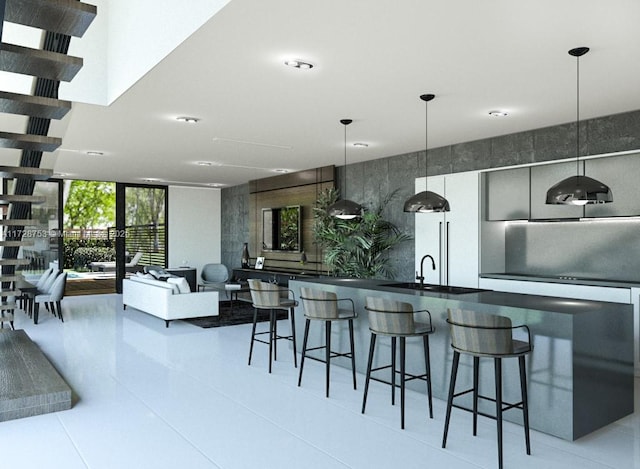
[404,93,450,213]
[327,198,363,219]
[545,175,613,205]
[545,47,612,206]
[403,190,451,213]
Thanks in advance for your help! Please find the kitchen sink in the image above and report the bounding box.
[380,282,490,294]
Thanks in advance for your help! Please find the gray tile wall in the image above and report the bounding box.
[220,184,250,274]
[222,109,640,281]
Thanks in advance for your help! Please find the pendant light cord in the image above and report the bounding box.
[344,122,348,199]
[425,98,429,190]
[339,119,352,201]
[576,53,581,176]
[419,94,435,192]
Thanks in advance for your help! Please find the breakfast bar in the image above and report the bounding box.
[289,277,635,441]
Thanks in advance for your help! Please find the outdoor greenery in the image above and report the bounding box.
[73,247,116,270]
[64,180,116,229]
[126,187,165,226]
[125,187,166,254]
[279,206,300,251]
[61,182,168,269]
[62,239,114,270]
[313,188,411,279]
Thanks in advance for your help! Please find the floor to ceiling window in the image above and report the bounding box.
[115,183,168,292]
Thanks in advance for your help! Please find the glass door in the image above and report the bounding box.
[115,183,167,292]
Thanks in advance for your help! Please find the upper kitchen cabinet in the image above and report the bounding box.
[485,167,530,221]
[584,153,640,217]
[530,161,584,219]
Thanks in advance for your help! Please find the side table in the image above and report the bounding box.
[225,282,250,313]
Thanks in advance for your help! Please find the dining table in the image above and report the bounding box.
[14,278,39,323]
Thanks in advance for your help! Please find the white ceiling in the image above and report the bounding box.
[21,0,640,187]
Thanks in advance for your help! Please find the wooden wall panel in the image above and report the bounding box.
[248,167,334,274]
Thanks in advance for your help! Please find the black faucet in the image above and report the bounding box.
[416,254,436,289]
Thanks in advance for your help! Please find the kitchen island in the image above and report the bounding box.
[289,277,634,441]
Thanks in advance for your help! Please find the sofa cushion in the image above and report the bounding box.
[148,270,172,281]
[135,272,155,280]
[167,276,191,294]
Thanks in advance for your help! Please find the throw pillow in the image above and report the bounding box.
[167,276,191,294]
[149,270,171,281]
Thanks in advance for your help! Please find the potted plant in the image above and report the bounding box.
[313,188,411,279]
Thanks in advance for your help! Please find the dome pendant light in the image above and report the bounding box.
[327,119,363,219]
[545,47,613,206]
[403,94,450,213]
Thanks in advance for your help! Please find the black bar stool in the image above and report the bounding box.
[298,287,357,397]
[442,308,533,469]
[361,296,434,429]
[247,279,298,373]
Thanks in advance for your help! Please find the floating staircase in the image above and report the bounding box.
[0,0,95,419]
[0,0,96,305]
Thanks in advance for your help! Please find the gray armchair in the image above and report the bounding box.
[199,263,229,292]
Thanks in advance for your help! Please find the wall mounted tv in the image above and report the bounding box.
[262,205,301,252]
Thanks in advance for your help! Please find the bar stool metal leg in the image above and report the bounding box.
[400,336,406,429]
[473,356,479,435]
[325,320,332,397]
[442,350,460,448]
[297,319,311,386]
[519,355,531,455]
[289,306,297,368]
[268,310,275,373]
[348,319,357,390]
[361,333,377,414]
[248,307,259,365]
[423,335,433,419]
[391,336,396,406]
[495,357,503,469]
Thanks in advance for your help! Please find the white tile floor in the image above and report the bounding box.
[2,293,638,469]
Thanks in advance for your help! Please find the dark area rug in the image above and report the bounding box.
[183,301,288,328]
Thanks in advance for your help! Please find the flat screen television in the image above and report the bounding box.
[262,205,301,252]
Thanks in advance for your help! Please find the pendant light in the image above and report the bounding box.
[545,47,613,206]
[403,94,450,213]
[327,119,363,219]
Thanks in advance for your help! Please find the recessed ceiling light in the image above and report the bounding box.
[353,142,369,148]
[176,116,200,123]
[197,161,213,166]
[273,169,290,173]
[207,183,224,187]
[142,178,163,183]
[488,110,508,117]
[86,151,103,156]
[284,59,314,69]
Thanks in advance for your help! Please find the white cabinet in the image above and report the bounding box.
[478,277,632,303]
[414,172,479,288]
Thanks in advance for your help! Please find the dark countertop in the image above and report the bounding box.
[480,272,640,289]
[293,277,629,315]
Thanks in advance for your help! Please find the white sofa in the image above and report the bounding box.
[122,276,219,327]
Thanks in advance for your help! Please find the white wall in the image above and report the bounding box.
[61,0,231,105]
[168,186,221,280]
